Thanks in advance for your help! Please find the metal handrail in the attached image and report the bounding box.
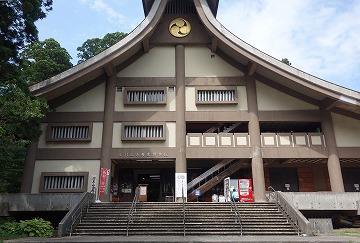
[181,183,186,236]
[228,191,243,236]
[126,186,140,236]
[58,192,95,237]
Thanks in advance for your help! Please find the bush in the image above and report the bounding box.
[0,218,53,238]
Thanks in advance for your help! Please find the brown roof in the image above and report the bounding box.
[30,0,360,117]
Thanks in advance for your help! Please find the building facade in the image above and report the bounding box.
[22,0,360,203]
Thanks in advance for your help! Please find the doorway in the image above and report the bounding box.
[137,173,161,202]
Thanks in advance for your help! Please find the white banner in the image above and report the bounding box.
[175,173,187,201]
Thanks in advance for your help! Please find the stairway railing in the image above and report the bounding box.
[268,186,311,236]
[187,159,234,191]
[126,186,140,236]
[58,192,95,237]
[229,192,243,236]
[181,184,186,236]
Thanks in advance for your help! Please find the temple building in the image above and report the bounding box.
[22,0,360,204]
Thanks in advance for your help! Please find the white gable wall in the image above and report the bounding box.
[185,46,244,77]
[332,113,360,147]
[256,81,318,111]
[117,46,175,77]
[56,82,106,112]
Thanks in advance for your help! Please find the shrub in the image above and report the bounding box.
[17,218,54,237]
[0,218,53,238]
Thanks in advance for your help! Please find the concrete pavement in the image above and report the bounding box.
[4,235,360,243]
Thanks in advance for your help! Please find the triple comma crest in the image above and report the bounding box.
[169,18,191,38]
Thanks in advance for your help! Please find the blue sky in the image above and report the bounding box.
[36,0,360,92]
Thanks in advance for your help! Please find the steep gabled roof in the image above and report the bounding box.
[30,0,360,117]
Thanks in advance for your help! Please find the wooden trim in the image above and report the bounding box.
[45,112,104,123]
[114,111,176,122]
[116,77,176,87]
[185,77,246,86]
[35,148,101,160]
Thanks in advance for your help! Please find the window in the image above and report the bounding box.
[196,87,237,105]
[123,87,166,105]
[46,123,92,142]
[122,123,166,141]
[39,172,88,193]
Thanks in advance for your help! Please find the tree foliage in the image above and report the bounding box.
[0,0,53,83]
[281,58,291,66]
[0,0,53,192]
[76,32,127,63]
[21,38,73,85]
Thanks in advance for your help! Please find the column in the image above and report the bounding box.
[99,73,116,201]
[20,141,38,193]
[321,110,344,192]
[246,77,267,202]
[175,45,187,201]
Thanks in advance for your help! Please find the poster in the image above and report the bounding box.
[99,168,110,195]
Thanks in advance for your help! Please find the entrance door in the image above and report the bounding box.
[269,168,299,192]
[137,174,161,202]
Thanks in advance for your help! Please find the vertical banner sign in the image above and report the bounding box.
[99,168,110,195]
[175,173,187,201]
[224,177,231,202]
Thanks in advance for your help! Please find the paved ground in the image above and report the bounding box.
[4,235,360,243]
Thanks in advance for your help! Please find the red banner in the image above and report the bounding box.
[99,168,110,195]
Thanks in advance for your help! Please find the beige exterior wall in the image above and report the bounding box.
[185,46,244,77]
[112,122,176,148]
[185,86,248,111]
[56,82,106,112]
[31,160,100,193]
[256,81,318,111]
[332,113,360,147]
[38,123,103,149]
[117,46,175,77]
[115,87,176,111]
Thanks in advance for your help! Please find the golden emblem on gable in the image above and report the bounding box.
[169,18,191,38]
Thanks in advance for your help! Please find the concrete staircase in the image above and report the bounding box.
[71,202,300,236]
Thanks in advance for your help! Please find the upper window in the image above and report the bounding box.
[196,87,238,105]
[122,87,167,105]
[122,123,166,141]
[46,123,92,142]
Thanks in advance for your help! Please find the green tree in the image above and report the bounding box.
[76,32,128,63]
[0,0,53,83]
[21,38,73,85]
[0,0,52,192]
[281,58,291,66]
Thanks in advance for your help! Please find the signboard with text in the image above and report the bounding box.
[99,168,110,195]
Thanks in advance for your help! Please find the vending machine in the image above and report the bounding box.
[224,177,253,202]
[238,179,253,202]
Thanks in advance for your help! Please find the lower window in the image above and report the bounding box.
[39,172,88,193]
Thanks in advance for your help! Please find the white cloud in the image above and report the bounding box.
[218,0,360,91]
[79,0,126,24]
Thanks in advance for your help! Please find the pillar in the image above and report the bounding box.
[175,44,186,174]
[175,45,187,201]
[246,77,267,202]
[321,110,344,192]
[20,141,38,193]
[99,73,116,201]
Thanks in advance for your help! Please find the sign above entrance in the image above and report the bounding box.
[169,18,191,38]
[118,152,169,158]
